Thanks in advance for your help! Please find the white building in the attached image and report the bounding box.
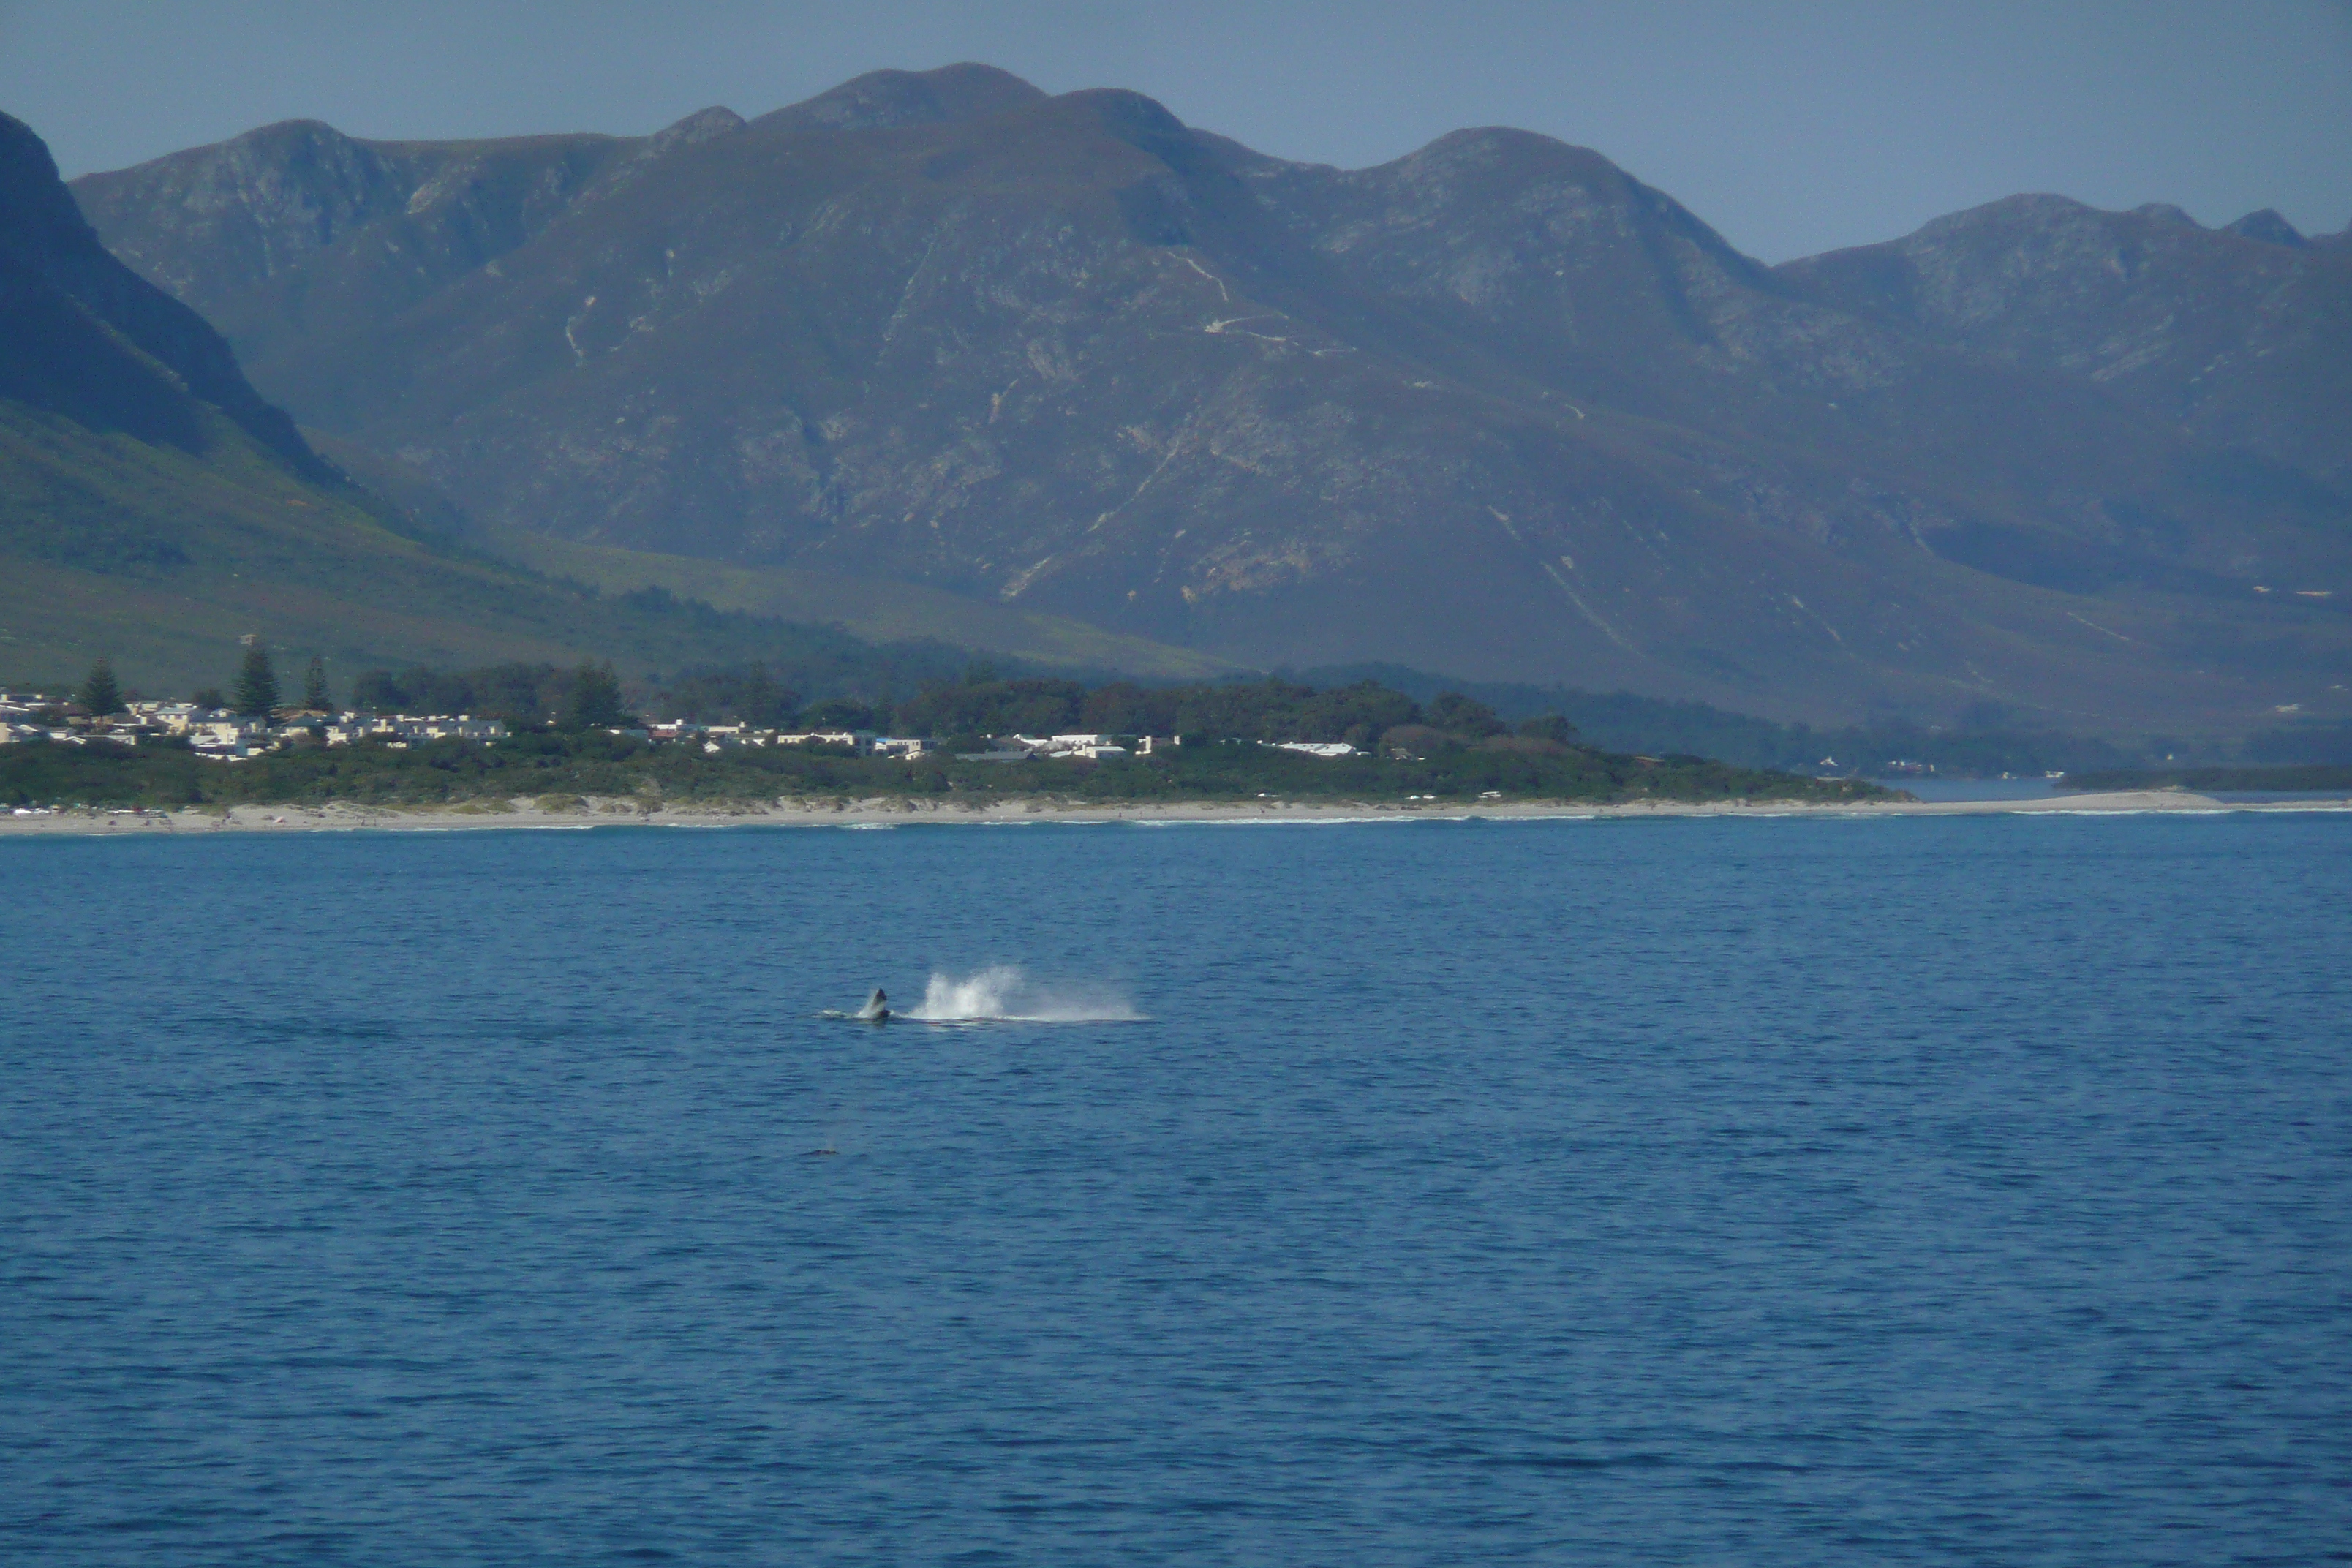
[323,715,508,745]
[1004,733,1127,759]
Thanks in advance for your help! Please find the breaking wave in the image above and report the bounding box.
[905,965,1142,1023]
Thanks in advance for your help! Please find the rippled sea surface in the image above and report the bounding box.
[4,815,2348,1565]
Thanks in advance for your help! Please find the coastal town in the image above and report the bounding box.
[0,689,1371,765]
[0,654,1913,819]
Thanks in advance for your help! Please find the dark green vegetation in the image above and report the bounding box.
[894,673,1428,748]
[330,663,1561,752]
[2059,764,2352,794]
[344,657,843,730]
[0,728,1882,813]
[69,67,2352,731]
[230,643,277,717]
[75,656,120,717]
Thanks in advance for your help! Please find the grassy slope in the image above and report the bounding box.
[311,434,1233,682]
[0,403,924,697]
[475,524,1235,681]
[1,402,581,691]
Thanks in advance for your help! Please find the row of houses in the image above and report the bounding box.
[617,723,931,756]
[2,690,1369,764]
[0,696,513,760]
[627,726,1358,763]
[954,734,1360,762]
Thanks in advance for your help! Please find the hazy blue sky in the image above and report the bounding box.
[3,0,2346,261]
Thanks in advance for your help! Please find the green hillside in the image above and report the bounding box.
[0,400,971,701]
[317,421,1232,681]
[473,524,1232,682]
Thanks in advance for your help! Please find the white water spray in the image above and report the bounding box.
[904,965,1142,1023]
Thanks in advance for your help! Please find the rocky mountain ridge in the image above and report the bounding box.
[63,67,2352,731]
[1,110,327,479]
[1779,195,2352,491]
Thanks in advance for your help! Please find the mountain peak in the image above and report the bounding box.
[653,105,746,146]
[2223,208,2307,248]
[0,110,92,257]
[1,111,328,477]
[1412,124,1599,163]
[756,63,1044,135]
[1365,127,1676,224]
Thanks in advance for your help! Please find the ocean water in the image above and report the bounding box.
[2,814,2348,1566]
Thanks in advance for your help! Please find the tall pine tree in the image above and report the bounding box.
[301,655,331,712]
[78,655,122,716]
[232,641,279,717]
[562,660,626,731]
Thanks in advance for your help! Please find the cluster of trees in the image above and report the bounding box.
[298,658,1582,754]
[675,666,1569,752]
[65,646,331,719]
[892,671,1582,754]
[345,658,882,733]
[348,660,629,729]
[890,670,1472,749]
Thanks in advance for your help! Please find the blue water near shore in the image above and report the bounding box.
[4,814,2348,1565]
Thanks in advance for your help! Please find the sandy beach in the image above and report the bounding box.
[2,788,2345,837]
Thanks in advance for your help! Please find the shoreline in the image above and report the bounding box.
[3,788,2347,837]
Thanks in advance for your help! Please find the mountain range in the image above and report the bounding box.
[31,65,2352,730]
